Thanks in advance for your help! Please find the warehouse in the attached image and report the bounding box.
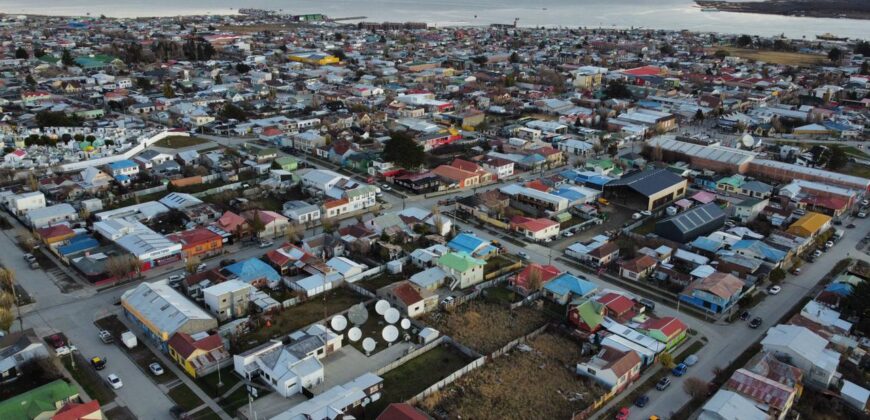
[602,168,687,212]
[655,203,727,243]
[121,281,217,351]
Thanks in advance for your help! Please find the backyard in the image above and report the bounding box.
[153,135,210,148]
[235,287,368,351]
[365,343,475,419]
[424,333,604,419]
[422,301,549,354]
[482,285,522,305]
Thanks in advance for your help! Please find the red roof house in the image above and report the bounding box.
[377,403,432,420]
[512,263,562,294]
[638,316,688,350]
[51,401,102,420]
[596,293,636,321]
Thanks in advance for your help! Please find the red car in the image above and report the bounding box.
[616,407,630,420]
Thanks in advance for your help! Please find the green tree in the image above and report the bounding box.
[472,55,488,65]
[235,63,251,74]
[25,74,36,86]
[329,49,346,61]
[136,77,151,90]
[162,82,175,98]
[768,268,786,284]
[509,51,519,63]
[694,109,705,121]
[659,44,675,56]
[61,48,75,66]
[827,145,848,170]
[14,47,28,59]
[854,41,870,57]
[714,50,729,59]
[736,35,753,47]
[603,81,632,99]
[828,47,843,63]
[659,351,675,369]
[220,103,248,121]
[381,131,425,170]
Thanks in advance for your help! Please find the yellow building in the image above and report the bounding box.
[288,51,340,66]
[167,332,230,378]
[786,211,832,238]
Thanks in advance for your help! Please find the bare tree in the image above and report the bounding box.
[17,230,38,252]
[526,266,544,294]
[286,222,304,243]
[0,307,13,332]
[321,217,336,233]
[185,256,202,274]
[658,351,675,369]
[683,377,710,399]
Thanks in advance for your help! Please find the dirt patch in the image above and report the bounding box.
[421,301,548,355]
[707,47,825,67]
[424,333,604,419]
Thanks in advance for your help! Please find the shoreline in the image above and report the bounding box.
[695,0,870,21]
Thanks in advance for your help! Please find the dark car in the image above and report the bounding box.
[220,259,237,267]
[634,394,650,407]
[655,377,671,390]
[639,298,656,312]
[739,311,750,321]
[749,317,763,329]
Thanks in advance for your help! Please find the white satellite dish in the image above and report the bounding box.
[362,337,376,354]
[382,325,399,342]
[375,300,390,315]
[330,315,347,332]
[400,318,411,329]
[384,308,400,324]
[348,303,368,325]
[348,327,362,342]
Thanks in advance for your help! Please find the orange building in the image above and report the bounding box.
[168,228,223,258]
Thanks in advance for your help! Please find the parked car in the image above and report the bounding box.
[858,212,867,219]
[790,267,802,275]
[848,223,856,229]
[98,330,113,344]
[768,285,782,295]
[684,354,699,366]
[23,253,36,263]
[462,229,474,234]
[220,259,237,267]
[739,311,750,321]
[672,363,688,377]
[749,317,763,329]
[640,210,652,216]
[149,362,164,376]
[833,220,842,226]
[195,263,207,273]
[106,373,123,389]
[167,274,185,283]
[615,407,630,420]
[631,212,642,220]
[169,406,190,420]
[440,296,455,306]
[825,241,834,249]
[380,183,392,191]
[91,357,106,370]
[517,252,529,260]
[259,240,274,248]
[639,298,656,312]
[562,231,574,237]
[634,395,650,407]
[812,250,823,258]
[863,199,869,207]
[655,377,671,390]
[54,345,77,356]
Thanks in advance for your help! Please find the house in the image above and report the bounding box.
[377,403,432,420]
[446,233,497,259]
[36,224,76,246]
[409,267,449,291]
[6,191,46,215]
[25,203,77,229]
[168,227,223,259]
[557,139,594,157]
[0,329,49,382]
[596,293,636,321]
[282,200,321,224]
[680,272,745,314]
[167,331,230,378]
[760,324,840,388]
[618,255,658,281]
[432,159,494,188]
[121,280,218,351]
[106,159,140,178]
[655,203,726,243]
[241,210,290,239]
[509,216,560,241]
[575,346,642,397]
[739,181,773,199]
[587,242,620,267]
[568,299,606,332]
[638,316,688,351]
[786,211,831,238]
[214,211,250,238]
[725,367,799,420]
[51,401,103,420]
[734,198,768,223]
[0,380,80,420]
[274,156,300,172]
[222,258,281,288]
[699,390,769,420]
[542,273,598,304]
[270,373,383,420]
[511,263,562,295]
[437,252,485,290]
[602,168,687,211]
[378,281,437,318]
[202,280,253,321]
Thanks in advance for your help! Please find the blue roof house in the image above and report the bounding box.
[447,233,496,259]
[731,240,787,264]
[223,258,281,288]
[542,273,598,305]
[107,159,140,177]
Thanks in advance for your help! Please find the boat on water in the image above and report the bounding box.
[700,8,719,12]
[816,32,848,41]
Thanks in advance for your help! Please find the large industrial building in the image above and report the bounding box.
[602,168,688,211]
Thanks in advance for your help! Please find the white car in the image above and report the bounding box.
[258,241,274,248]
[106,374,123,389]
[167,274,185,282]
[640,210,652,216]
[54,345,78,356]
[825,241,834,249]
[149,362,164,376]
[440,296,455,306]
[631,213,642,220]
[380,184,392,191]
[812,250,823,258]
[196,263,207,272]
[562,231,574,237]
[862,199,869,207]
[767,285,782,295]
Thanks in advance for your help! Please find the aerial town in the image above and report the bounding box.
[0,8,868,420]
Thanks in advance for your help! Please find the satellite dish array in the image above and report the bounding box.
[331,299,410,355]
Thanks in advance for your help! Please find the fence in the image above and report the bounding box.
[483,261,523,280]
[509,290,542,310]
[406,357,487,404]
[281,297,301,308]
[58,130,178,172]
[375,336,449,376]
[191,181,243,198]
[489,323,549,359]
[133,185,167,197]
[344,281,376,299]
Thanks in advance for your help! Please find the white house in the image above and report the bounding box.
[760,324,840,388]
[6,191,45,215]
[282,200,321,224]
[301,169,344,193]
[26,203,77,228]
[202,280,253,321]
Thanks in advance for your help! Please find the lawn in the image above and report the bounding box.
[425,333,605,419]
[168,383,205,411]
[61,356,116,405]
[236,287,367,351]
[422,301,549,354]
[365,344,474,419]
[154,135,210,149]
[104,406,137,420]
[197,366,242,399]
[483,285,522,305]
[219,386,255,416]
[357,272,403,292]
[710,47,825,66]
[843,162,870,179]
[633,217,657,235]
[484,254,517,274]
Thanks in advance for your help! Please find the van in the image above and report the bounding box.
[639,298,656,312]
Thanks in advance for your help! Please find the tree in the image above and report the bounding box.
[235,63,251,74]
[603,81,632,99]
[105,255,133,280]
[856,41,870,56]
[827,145,848,170]
[61,48,75,66]
[828,47,843,63]
[321,218,337,233]
[509,51,520,63]
[136,77,151,91]
[15,47,29,59]
[659,351,675,369]
[736,35,753,47]
[0,307,13,332]
[659,44,675,56]
[329,49,346,61]
[220,103,248,121]
[683,377,710,399]
[526,267,544,293]
[25,74,36,86]
[185,256,202,274]
[768,268,786,284]
[17,230,38,252]
[693,109,705,121]
[472,55,488,65]
[162,82,175,98]
[381,131,425,170]
[714,50,729,59]
[286,223,304,243]
[249,211,265,238]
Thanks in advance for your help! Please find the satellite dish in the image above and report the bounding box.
[330,315,347,332]
[375,300,390,315]
[400,318,411,329]
[348,303,368,325]
[362,397,371,406]
[384,308,400,324]
[382,325,399,342]
[740,133,755,148]
[362,337,376,354]
[348,327,362,342]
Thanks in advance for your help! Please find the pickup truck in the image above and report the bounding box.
[98,330,114,344]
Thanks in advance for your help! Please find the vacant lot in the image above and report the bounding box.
[154,135,210,148]
[709,47,825,66]
[425,333,604,419]
[236,287,367,351]
[365,344,474,418]
[422,301,548,354]
[168,383,204,411]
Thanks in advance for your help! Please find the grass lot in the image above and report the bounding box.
[633,217,657,235]
[357,272,403,292]
[365,344,474,418]
[710,47,825,66]
[190,408,222,420]
[61,356,116,405]
[422,301,548,354]
[168,384,205,411]
[484,254,517,274]
[154,135,210,149]
[236,287,367,351]
[198,367,242,399]
[483,285,522,305]
[425,333,604,419]
[219,386,257,416]
[843,162,870,179]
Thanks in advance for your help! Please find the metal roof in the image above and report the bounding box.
[605,168,685,197]
[661,203,726,235]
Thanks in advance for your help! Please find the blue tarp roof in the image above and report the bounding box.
[691,237,723,253]
[543,273,597,297]
[552,188,586,202]
[57,234,99,256]
[447,233,488,255]
[825,282,854,296]
[108,159,138,170]
[225,258,280,284]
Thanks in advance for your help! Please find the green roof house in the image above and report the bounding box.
[274,156,299,172]
[716,174,745,194]
[585,158,623,177]
[436,251,485,290]
[568,299,605,332]
[73,54,117,70]
[0,379,80,420]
